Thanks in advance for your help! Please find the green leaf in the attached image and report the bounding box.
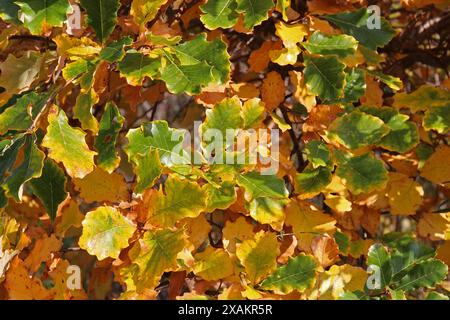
[339,291,369,300]
[0,0,20,23]
[336,151,388,195]
[415,143,433,168]
[340,68,366,103]
[236,0,274,29]
[99,37,133,63]
[131,229,186,290]
[359,106,420,153]
[383,233,435,280]
[323,8,395,50]
[367,244,392,289]
[94,102,124,173]
[0,92,38,135]
[303,31,357,58]
[171,34,230,85]
[133,149,162,194]
[426,292,449,300]
[125,120,190,167]
[118,50,161,86]
[359,105,397,123]
[42,107,96,179]
[2,134,44,201]
[423,104,450,134]
[201,97,243,136]
[367,70,402,91]
[304,140,331,169]
[359,45,384,65]
[29,159,68,221]
[204,181,237,212]
[379,114,419,153]
[261,255,317,294]
[160,51,213,95]
[334,231,350,253]
[62,59,94,80]
[237,172,288,200]
[0,188,6,209]
[393,85,450,112]
[80,0,120,43]
[79,206,136,260]
[241,98,265,129]
[159,34,230,94]
[200,0,239,30]
[0,135,25,185]
[389,289,406,300]
[395,259,448,292]
[329,110,389,150]
[15,0,71,35]
[295,166,332,195]
[73,89,98,133]
[147,175,207,228]
[304,55,346,101]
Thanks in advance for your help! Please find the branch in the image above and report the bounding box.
[280,106,306,171]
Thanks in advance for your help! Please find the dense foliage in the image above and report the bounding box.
[0,0,449,300]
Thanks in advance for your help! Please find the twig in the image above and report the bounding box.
[280,106,306,171]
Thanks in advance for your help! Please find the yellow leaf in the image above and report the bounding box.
[269,21,307,66]
[146,175,207,228]
[193,247,234,281]
[0,51,49,105]
[270,46,301,66]
[437,241,450,267]
[42,107,96,179]
[48,259,87,299]
[73,168,129,203]
[54,34,100,58]
[289,71,316,111]
[231,83,260,100]
[261,71,285,112]
[131,0,168,27]
[420,145,450,187]
[79,206,136,260]
[4,257,54,299]
[309,264,367,300]
[222,217,254,254]
[275,21,308,47]
[236,231,280,284]
[181,214,211,249]
[417,212,450,241]
[324,194,352,213]
[218,283,245,300]
[132,229,187,291]
[55,198,85,237]
[23,234,62,273]
[386,172,423,215]
[285,199,336,252]
[311,235,339,267]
